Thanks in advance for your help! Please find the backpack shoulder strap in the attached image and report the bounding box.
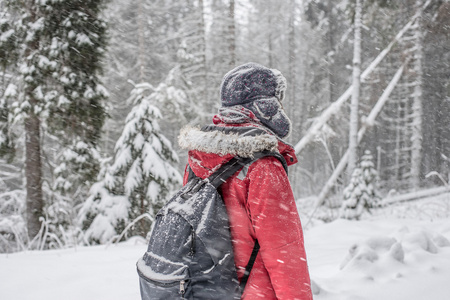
[187,151,288,295]
[186,165,196,182]
[239,240,260,293]
[207,150,288,189]
[249,151,288,174]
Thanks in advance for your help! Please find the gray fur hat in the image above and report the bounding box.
[219,62,292,139]
[220,62,287,107]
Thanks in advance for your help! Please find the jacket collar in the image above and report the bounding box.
[178,124,297,164]
[178,125,279,158]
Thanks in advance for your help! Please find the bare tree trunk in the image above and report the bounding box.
[348,0,362,179]
[137,0,147,234]
[25,110,43,239]
[410,0,424,189]
[198,0,209,113]
[23,5,44,240]
[137,0,146,82]
[228,0,236,67]
[326,0,336,103]
[288,0,297,141]
[394,98,401,182]
[267,7,274,67]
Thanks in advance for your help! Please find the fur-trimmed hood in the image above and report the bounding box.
[178,125,279,158]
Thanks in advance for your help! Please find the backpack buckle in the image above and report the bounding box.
[180,178,208,200]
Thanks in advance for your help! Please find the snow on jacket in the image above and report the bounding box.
[178,121,313,300]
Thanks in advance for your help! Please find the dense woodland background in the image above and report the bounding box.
[0,0,449,252]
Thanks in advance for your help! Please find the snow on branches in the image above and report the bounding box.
[79,82,182,244]
[340,150,382,220]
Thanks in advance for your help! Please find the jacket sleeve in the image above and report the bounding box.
[246,156,313,300]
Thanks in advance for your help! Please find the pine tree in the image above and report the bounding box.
[77,161,128,244]
[0,0,108,240]
[80,81,183,243]
[45,0,109,180]
[0,85,15,162]
[48,139,103,246]
[0,6,18,162]
[340,150,381,220]
[48,0,109,240]
[422,1,450,185]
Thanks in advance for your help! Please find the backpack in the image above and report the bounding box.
[136,150,287,300]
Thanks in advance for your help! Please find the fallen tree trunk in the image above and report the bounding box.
[305,63,407,226]
[294,0,432,155]
[383,186,450,205]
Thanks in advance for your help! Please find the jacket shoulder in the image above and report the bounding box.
[237,156,287,181]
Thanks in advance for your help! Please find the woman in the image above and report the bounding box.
[178,62,313,299]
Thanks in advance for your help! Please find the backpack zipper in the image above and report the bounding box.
[137,269,186,288]
[180,280,186,295]
[188,226,196,257]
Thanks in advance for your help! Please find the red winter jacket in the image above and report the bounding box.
[179,122,313,300]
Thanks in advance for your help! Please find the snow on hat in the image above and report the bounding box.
[219,62,291,139]
[220,62,286,107]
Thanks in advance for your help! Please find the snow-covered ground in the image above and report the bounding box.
[1,193,449,300]
[306,218,450,300]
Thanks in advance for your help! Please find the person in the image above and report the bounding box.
[178,62,313,300]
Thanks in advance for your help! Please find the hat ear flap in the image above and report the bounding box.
[271,68,287,102]
[252,98,280,119]
[245,98,292,139]
[278,89,285,102]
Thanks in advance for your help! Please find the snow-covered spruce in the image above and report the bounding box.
[79,82,182,244]
[0,0,109,242]
[340,150,382,220]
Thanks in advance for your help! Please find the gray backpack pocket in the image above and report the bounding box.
[137,253,191,299]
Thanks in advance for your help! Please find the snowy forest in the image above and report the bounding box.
[0,0,450,298]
